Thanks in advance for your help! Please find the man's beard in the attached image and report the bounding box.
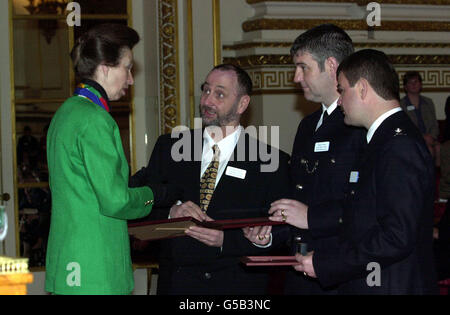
[200,102,240,127]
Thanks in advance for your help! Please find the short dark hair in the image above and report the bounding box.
[402,71,422,87]
[71,23,140,79]
[337,49,400,101]
[209,64,253,96]
[290,24,354,71]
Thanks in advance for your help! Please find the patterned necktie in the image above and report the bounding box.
[200,144,220,212]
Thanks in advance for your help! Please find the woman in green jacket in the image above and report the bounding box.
[45,24,157,295]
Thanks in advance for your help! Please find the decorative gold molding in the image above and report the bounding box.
[224,54,450,67]
[246,0,450,5]
[158,0,180,134]
[235,68,450,94]
[12,14,129,20]
[242,19,450,32]
[224,42,450,50]
[390,55,450,65]
[249,70,296,90]
[397,69,450,89]
[251,87,449,94]
[224,55,293,67]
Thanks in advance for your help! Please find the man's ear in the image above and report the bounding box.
[237,95,250,115]
[357,78,369,100]
[325,57,339,76]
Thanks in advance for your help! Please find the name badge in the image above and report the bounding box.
[314,141,330,153]
[407,105,415,111]
[349,171,359,183]
[225,166,247,179]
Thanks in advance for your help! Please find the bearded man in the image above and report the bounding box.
[129,64,290,295]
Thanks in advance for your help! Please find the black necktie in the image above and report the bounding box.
[322,110,329,122]
[316,110,329,131]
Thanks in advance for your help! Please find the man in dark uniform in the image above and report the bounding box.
[250,24,366,294]
[283,49,438,294]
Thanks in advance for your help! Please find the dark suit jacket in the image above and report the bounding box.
[273,107,367,294]
[130,129,290,295]
[312,111,438,294]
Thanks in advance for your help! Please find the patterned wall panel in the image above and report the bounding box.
[159,0,180,134]
[224,63,450,94]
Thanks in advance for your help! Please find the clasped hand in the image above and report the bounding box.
[169,201,224,247]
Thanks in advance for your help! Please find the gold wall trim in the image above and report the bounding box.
[224,42,450,50]
[246,0,450,5]
[249,70,296,90]
[224,55,293,67]
[397,69,450,89]
[12,14,129,20]
[242,19,450,33]
[251,87,450,94]
[224,54,450,67]
[390,55,450,65]
[158,0,180,134]
[241,68,450,94]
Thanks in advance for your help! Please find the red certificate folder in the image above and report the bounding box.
[128,217,284,241]
[241,256,300,266]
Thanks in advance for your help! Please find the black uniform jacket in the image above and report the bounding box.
[272,107,366,294]
[312,111,438,294]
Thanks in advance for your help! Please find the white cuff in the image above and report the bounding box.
[168,200,183,219]
[252,233,272,248]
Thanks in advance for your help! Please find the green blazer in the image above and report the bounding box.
[45,87,153,295]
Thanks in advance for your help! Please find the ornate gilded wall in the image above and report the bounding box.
[158,0,180,134]
[155,0,450,150]
[223,0,450,94]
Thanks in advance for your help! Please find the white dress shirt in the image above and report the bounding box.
[171,126,242,211]
[315,98,339,131]
[366,107,402,143]
[202,125,243,186]
[203,125,272,248]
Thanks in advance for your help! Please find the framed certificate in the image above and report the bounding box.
[128,216,284,241]
[241,256,299,266]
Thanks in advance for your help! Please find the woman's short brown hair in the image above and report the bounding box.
[70,23,140,79]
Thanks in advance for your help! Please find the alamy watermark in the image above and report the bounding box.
[66,262,81,287]
[366,2,381,27]
[66,2,81,27]
[170,118,281,173]
[366,262,381,287]
[64,2,381,31]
